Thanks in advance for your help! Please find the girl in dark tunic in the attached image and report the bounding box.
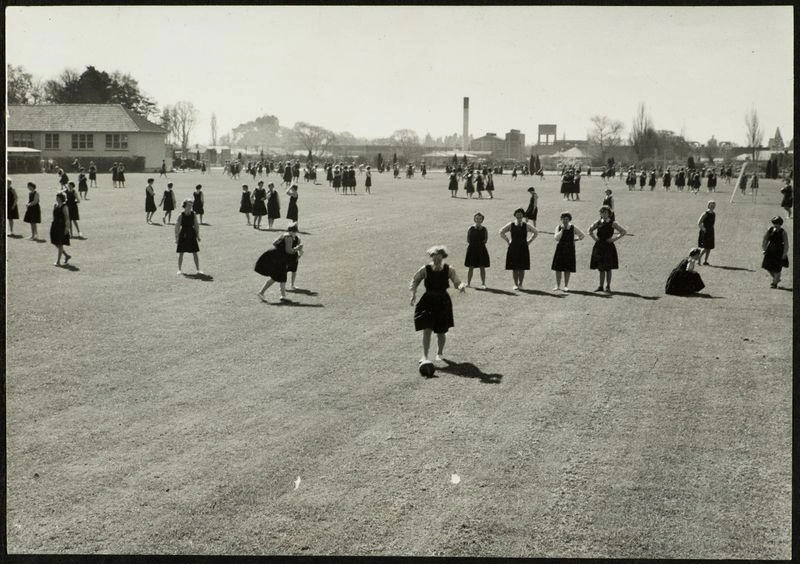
[409,245,466,364]
[648,170,657,190]
[110,163,119,188]
[464,172,475,198]
[255,222,303,301]
[780,178,793,218]
[64,181,82,237]
[251,181,268,229]
[589,205,627,292]
[697,200,716,265]
[551,212,585,292]
[500,208,538,290]
[193,184,205,224]
[57,168,69,189]
[286,184,299,222]
[175,199,202,275]
[145,178,157,224]
[88,162,97,188]
[118,164,126,188]
[77,169,89,199]
[524,186,538,226]
[7,180,19,235]
[602,189,615,221]
[239,184,253,225]
[23,182,41,240]
[160,183,176,224]
[464,212,490,288]
[365,166,372,194]
[485,172,495,199]
[326,165,333,186]
[50,192,71,266]
[286,228,302,290]
[333,167,342,193]
[665,248,705,295]
[662,169,672,191]
[448,172,459,197]
[266,182,281,229]
[761,216,789,288]
[706,169,717,192]
[638,169,646,190]
[475,172,485,199]
[282,162,293,186]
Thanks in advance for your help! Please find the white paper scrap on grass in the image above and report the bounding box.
[450,473,461,484]
[294,476,301,489]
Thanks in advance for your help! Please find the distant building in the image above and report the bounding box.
[768,127,785,150]
[470,129,526,160]
[505,129,526,160]
[7,104,167,171]
[470,133,506,158]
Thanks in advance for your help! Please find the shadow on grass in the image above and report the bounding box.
[435,358,503,384]
[288,288,319,296]
[7,234,25,239]
[705,264,754,272]
[565,289,612,298]
[672,292,723,299]
[475,287,517,296]
[776,286,793,292]
[608,290,660,300]
[57,264,80,272]
[148,222,163,227]
[264,298,324,307]
[184,273,214,281]
[518,288,565,298]
[34,238,47,244]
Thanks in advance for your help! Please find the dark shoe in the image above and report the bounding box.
[64,254,71,264]
[595,286,604,292]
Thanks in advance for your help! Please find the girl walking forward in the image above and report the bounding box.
[286,184,299,224]
[266,182,281,229]
[23,182,41,240]
[761,216,789,288]
[175,199,202,275]
[551,212,585,292]
[588,205,627,292]
[64,181,82,237]
[193,184,205,224]
[500,208,538,290]
[448,172,459,197]
[780,178,793,218]
[145,178,157,224]
[485,172,495,199]
[160,183,176,224]
[77,168,89,199]
[410,245,466,364]
[697,200,716,265]
[365,166,372,194]
[239,184,253,225]
[464,212,490,288]
[251,181,267,229]
[50,192,72,266]
[255,222,303,301]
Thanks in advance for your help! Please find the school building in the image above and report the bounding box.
[7,104,168,172]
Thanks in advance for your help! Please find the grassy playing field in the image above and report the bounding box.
[5,167,792,557]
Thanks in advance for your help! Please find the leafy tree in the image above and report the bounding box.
[43,65,156,117]
[588,115,625,164]
[744,107,763,161]
[687,156,696,170]
[231,114,288,147]
[629,103,659,163]
[7,64,45,104]
[293,122,336,159]
[704,136,719,162]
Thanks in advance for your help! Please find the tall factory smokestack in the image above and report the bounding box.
[462,97,469,152]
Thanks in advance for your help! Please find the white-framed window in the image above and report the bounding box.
[11,132,35,148]
[45,133,60,150]
[71,134,94,150]
[105,134,128,150]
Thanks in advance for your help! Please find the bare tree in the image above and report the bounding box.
[629,103,659,163]
[587,115,624,164]
[293,122,336,159]
[744,107,763,161]
[391,129,421,161]
[167,101,198,156]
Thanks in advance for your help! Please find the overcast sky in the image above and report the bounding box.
[6,5,794,147]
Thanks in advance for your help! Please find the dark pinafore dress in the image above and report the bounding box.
[698,210,715,249]
[551,225,576,272]
[176,212,199,253]
[590,221,619,270]
[464,226,490,268]
[413,264,454,334]
[505,222,530,270]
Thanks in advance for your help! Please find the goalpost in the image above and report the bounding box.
[729,161,751,204]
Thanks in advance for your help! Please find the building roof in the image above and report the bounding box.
[7,104,167,134]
